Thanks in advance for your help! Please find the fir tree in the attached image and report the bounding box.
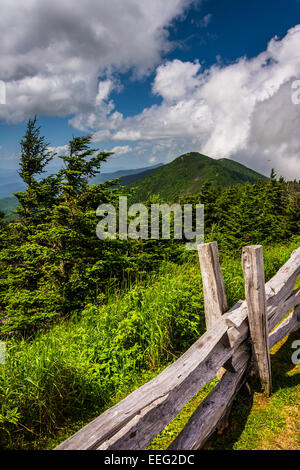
[15,116,56,224]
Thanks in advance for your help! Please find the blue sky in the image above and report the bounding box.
[0,0,300,178]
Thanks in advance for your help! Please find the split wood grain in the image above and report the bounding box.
[197,242,227,330]
[242,245,272,396]
[268,287,300,332]
[198,242,228,378]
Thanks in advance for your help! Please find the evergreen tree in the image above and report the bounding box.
[0,129,141,334]
[15,116,56,224]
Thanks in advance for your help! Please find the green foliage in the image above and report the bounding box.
[15,116,56,225]
[18,116,53,185]
[0,121,185,335]
[0,261,204,448]
[0,118,299,451]
[0,121,299,335]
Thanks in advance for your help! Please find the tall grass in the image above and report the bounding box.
[0,236,299,449]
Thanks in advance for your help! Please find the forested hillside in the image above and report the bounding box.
[0,120,299,336]
[128,152,268,202]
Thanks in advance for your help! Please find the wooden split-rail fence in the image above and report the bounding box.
[56,243,300,451]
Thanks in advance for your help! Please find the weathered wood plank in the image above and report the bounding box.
[226,301,249,347]
[269,306,300,349]
[197,242,228,329]
[265,247,300,308]
[57,299,252,450]
[226,286,299,347]
[242,245,272,396]
[198,242,228,378]
[168,344,250,450]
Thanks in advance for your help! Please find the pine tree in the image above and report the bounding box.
[15,116,56,224]
[1,122,299,336]
[0,132,123,333]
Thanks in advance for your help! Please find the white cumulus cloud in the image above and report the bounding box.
[109,145,132,156]
[153,59,201,102]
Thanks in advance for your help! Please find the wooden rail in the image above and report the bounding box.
[55,244,300,451]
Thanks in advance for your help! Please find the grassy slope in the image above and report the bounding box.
[0,237,299,450]
[128,153,267,202]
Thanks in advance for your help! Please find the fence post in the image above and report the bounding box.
[242,245,272,396]
[197,241,228,330]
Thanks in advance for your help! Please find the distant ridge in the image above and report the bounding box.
[0,163,164,199]
[126,152,267,202]
[0,168,26,198]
